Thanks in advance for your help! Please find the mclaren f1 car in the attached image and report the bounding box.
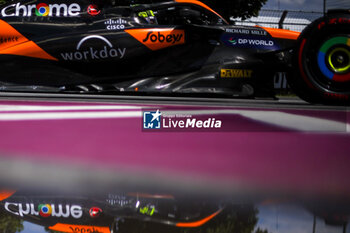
[0,0,349,104]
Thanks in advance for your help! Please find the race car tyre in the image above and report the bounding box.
[291,12,350,105]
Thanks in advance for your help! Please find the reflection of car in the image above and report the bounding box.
[0,0,349,104]
[2,190,350,233]
[0,190,223,233]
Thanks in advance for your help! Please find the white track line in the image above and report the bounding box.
[0,111,141,120]
[0,105,141,111]
[0,108,346,132]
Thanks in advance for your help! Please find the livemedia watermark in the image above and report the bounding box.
[142,109,222,132]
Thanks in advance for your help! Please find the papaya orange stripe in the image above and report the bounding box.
[0,19,57,61]
[0,20,28,51]
[176,209,222,227]
[49,223,110,233]
[0,41,58,61]
[260,27,300,40]
[125,28,185,51]
[0,190,16,201]
[175,0,229,24]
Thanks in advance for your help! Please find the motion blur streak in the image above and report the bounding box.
[176,209,223,227]
[0,190,15,201]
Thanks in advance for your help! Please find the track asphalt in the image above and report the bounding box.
[0,95,349,197]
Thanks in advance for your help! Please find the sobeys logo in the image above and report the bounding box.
[60,35,126,61]
[0,2,81,17]
[5,202,83,219]
[142,31,183,44]
[125,28,185,51]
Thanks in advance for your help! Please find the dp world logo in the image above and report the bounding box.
[143,110,161,129]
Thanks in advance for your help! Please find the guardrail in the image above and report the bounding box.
[231,9,323,32]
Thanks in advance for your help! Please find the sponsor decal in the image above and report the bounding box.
[324,92,349,100]
[228,37,237,45]
[318,18,350,30]
[105,18,127,30]
[142,31,183,44]
[225,28,267,36]
[221,33,279,50]
[125,28,185,51]
[0,2,81,17]
[87,4,100,16]
[60,35,126,61]
[0,36,19,44]
[69,226,103,233]
[89,207,102,218]
[49,223,110,233]
[4,202,83,219]
[143,110,222,130]
[236,38,274,46]
[221,69,253,78]
[35,3,49,16]
[106,194,132,206]
[39,204,52,217]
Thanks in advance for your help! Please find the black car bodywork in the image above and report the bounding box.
[0,0,349,104]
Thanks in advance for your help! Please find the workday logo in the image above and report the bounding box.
[143,110,161,129]
[60,35,126,61]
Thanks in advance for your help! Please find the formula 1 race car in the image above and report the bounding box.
[0,0,349,104]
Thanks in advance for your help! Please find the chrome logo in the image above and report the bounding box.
[87,4,100,16]
[35,3,50,16]
[39,204,52,217]
[89,207,102,218]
